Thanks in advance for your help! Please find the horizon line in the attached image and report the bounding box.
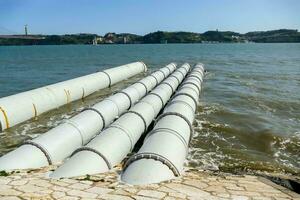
[1,28,299,36]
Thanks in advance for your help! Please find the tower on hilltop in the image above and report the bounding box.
[24,25,28,35]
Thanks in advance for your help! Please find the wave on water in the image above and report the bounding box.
[188,100,300,176]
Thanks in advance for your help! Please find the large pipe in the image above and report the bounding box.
[0,63,176,171]
[121,64,204,185]
[50,64,191,178]
[0,62,147,132]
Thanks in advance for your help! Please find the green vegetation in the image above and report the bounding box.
[0,170,9,176]
[245,29,300,43]
[143,31,201,43]
[1,29,300,45]
[41,34,97,45]
[202,31,241,42]
[0,34,97,45]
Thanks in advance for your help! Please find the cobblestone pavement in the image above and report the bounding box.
[0,166,299,200]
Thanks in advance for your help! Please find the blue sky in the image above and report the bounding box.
[0,0,299,35]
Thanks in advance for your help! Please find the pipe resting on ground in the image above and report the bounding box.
[50,63,190,178]
[121,63,204,185]
[0,62,147,131]
[0,63,176,171]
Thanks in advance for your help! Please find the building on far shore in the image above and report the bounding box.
[92,36,104,45]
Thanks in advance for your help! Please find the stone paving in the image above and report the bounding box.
[0,166,299,200]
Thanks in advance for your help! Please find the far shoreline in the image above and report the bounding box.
[1,42,300,47]
[1,29,300,46]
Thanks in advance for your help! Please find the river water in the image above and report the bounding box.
[0,44,299,176]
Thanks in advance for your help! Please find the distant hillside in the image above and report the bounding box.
[245,29,300,43]
[101,32,143,44]
[201,31,241,42]
[142,31,202,43]
[1,29,300,45]
[0,34,97,45]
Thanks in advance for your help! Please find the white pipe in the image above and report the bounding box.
[0,63,177,171]
[0,62,147,132]
[121,64,204,185]
[50,64,190,178]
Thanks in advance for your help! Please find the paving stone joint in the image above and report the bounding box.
[0,165,299,200]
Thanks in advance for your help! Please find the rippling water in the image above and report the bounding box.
[0,44,299,175]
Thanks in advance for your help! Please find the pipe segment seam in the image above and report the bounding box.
[184,79,202,91]
[165,66,172,74]
[64,120,85,145]
[173,63,177,68]
[125,110,148,133]
[156,70,166,79]
[155,111,194,143]
[124,152,180,177]
[190,69,204,76]
[147,93,165,108]
[171,93,198,109]
[185,76,202,85]
[71,147,112,170]
[187,75,203,84]
[139,61,148,72]
[136,82,149,94]
[191,68,204,74]
[114,91,133,109]
[170,63,177,70]
[165,100,195,115]
[169,63,176,72]
[23,141,52,165]
[136,101,157,119]
[176,70,186,79]
[168,75,181,85]
[160,69,168,78]
[189,72,203,78]
[179,82,201,95]
[109,124,135,151]
[195,71,204,76]
[81,107,106,128]
[101,71,112,87]
[194,67,204,73]
[145,128,188,150]
[193,68,204,79]
[193,70,204,77]
[104,99,121,116]
[187,72,203,80]
[179,86,199,99]
[149,74,159,85]
[168,74,184,85]
[193,71,204,79]
[181,64,190,74]
[160,82,175,93]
